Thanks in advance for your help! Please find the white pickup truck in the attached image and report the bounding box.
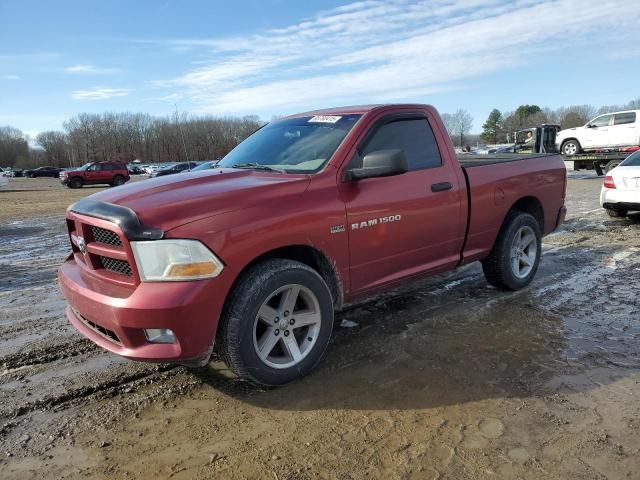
[557,110,640,156]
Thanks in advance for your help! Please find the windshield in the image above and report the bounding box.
[218,114,361,173]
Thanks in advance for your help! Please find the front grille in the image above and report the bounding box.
[73,309,122,345]
[99,256,132,276]
[92,226,122,246]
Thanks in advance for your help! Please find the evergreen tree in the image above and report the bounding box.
[480,109,504,144]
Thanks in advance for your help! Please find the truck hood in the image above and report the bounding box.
[86,168,310,232]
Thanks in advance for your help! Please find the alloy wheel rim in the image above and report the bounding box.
[510,226,537,279]
[252,284,322,369]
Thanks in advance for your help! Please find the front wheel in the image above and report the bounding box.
[69,177,83,189]
[561,139,581,156]
[482,212,542,291]
[220,259,334,386]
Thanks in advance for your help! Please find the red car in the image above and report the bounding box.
[60,161,130,188]
[58,104,567,385]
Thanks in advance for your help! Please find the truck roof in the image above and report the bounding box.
[284,103,435,118]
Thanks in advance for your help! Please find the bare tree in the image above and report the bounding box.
[36,131,69,167]
[450,109,473,147]
[0,126,29,167]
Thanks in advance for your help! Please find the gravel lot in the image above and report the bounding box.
[1,173,639,479]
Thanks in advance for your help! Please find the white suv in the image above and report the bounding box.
[557,110,640,156]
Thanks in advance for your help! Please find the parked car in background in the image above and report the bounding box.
[24,166,64,178]
[190,160,218,172]
[600,150,640,217]
[151,161,200,177]
[127,163,145,175]
[0,169,8,188]
[142,164,161,175]
[60,161,130,188]
[557,110,640,156]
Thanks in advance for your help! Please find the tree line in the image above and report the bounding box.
[0,112,263,169]
[2,97,640,168]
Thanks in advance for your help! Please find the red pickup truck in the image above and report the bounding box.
[59,104,567,385]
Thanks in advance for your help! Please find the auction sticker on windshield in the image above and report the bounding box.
[309,115,342,123]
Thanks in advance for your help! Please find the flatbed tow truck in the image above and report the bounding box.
[510,125,638,175]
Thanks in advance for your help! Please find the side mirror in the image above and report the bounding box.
[348,149,408,181]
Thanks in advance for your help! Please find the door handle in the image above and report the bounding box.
[431,182,452,192]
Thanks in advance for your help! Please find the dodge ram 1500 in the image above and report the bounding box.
[59,104,567,385]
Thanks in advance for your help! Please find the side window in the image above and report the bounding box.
[590,115,612,127]
[359,118,442,171]
[87,164,99,171]
[614,112,636,125]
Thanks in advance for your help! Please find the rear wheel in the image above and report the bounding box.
[482,212,542,291]
[561,139,581,156]
[604,160,621,174]
[606,207,627,218]
[111,175,126,187]
[220,259,334,386]
[69,177,83,189]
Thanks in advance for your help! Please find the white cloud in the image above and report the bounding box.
[71,87,130,100]
[65,64,119,75]
[2,75,20,80]
[149,0,640,115]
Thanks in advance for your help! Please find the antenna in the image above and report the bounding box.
[174,104,191,169]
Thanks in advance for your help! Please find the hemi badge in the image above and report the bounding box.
[330,225,346,234]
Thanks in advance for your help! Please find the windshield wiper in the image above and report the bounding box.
[231,162,286,173]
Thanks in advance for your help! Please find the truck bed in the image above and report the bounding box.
[457,153,554,167]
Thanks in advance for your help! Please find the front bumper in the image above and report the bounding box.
[59,258,230,364]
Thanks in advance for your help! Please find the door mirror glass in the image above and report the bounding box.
[349,149,408,180]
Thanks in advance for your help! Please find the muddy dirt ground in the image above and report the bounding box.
[1,173,639,479]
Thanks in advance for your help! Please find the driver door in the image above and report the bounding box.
[84,164,103,184]
[343,114,465,294]
[583,114,612,148]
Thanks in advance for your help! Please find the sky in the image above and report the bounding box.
[2,0,640,138]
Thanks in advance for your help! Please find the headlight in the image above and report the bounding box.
[131,239,224,281]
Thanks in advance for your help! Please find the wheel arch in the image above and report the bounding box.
[69,175,84,186]
[508,196,544,232]
[227,244,343,311]
[560,137,581,150]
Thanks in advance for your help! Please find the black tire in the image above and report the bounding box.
[561,139,581,156]
[606,208,627,218]
[219,259,334,386]
[111,175,126,187]
[482,211,542,291]
[604,160,621,174]
[28,173,35,178]
[69,177,84,189]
